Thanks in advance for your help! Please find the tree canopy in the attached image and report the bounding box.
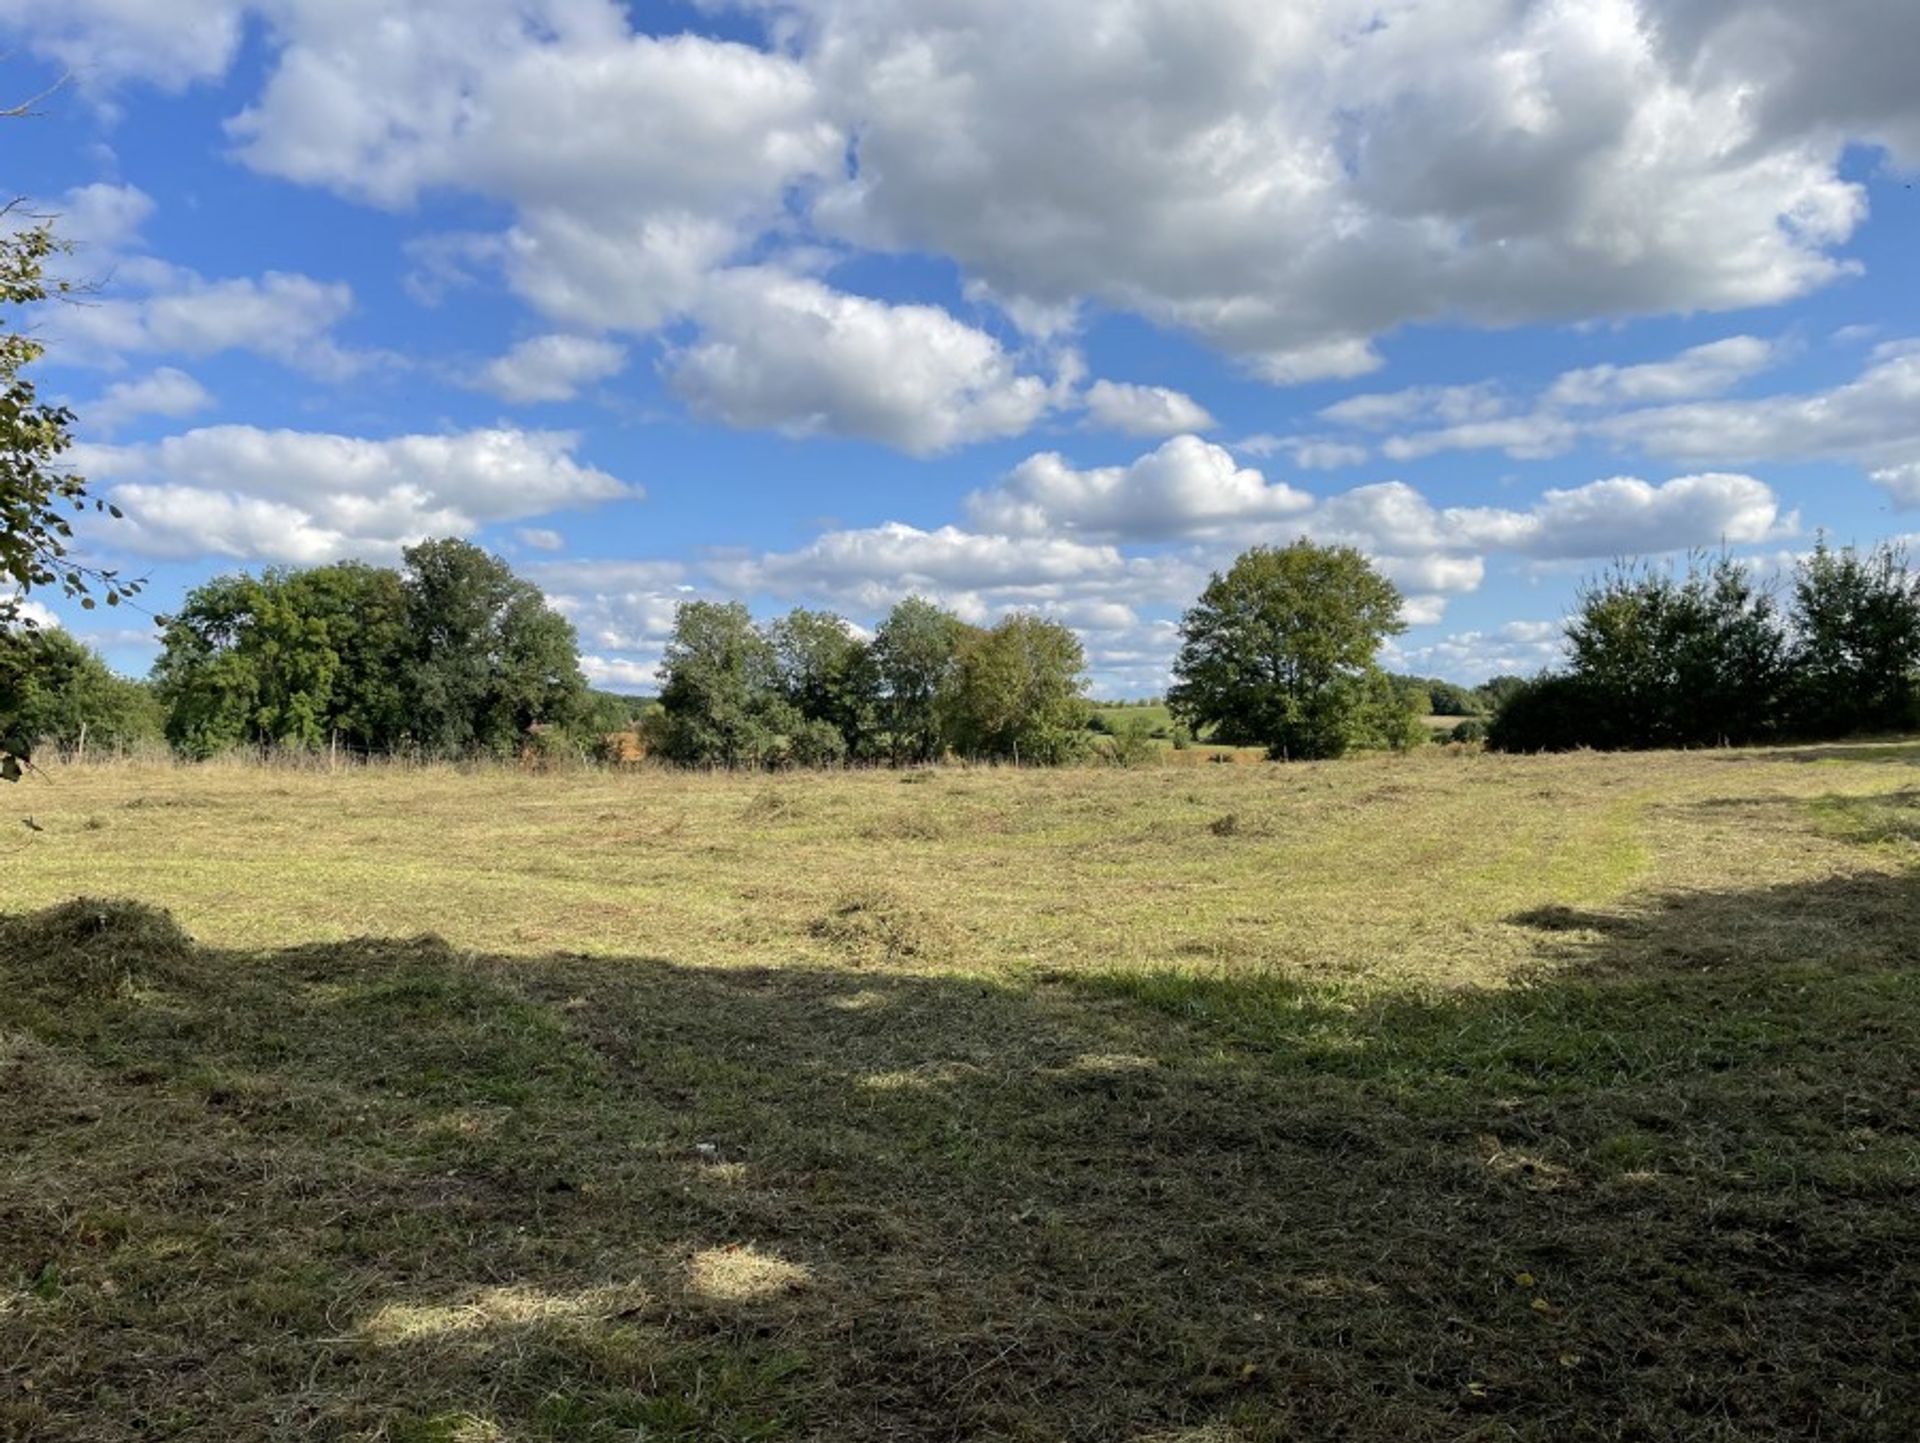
[1169,541,1413,760]
[1,209,144,778]
[153,541,589,759]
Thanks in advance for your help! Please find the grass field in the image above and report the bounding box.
[3,744,1918,1440]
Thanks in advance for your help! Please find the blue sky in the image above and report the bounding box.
[5,0,1920,694]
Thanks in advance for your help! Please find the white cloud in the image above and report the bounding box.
[1322,384,1506,431]
[0,0,245,90]
[1083,380,1216,437]
[669,269,1059,454]
[76,426,636,564]
[1870,464,1920,508]
[229,6,839,336]
[717,522,1128,599]
[83,367,214,433]
[1314,474,1786,561]
[47,182,154,254]
[1380,414,1581,463]
[475,334,627,404]
[797,0,1871,378]
[1546,336,1778,408]
[967,435,1312,542]
[9,0,1903,400]
[1602,348,1920,482]
[1394,621,1566,684]
[1237,435,1369,470]
[580,655,663,693]
[515,527,566,552]
[48,258,367,379]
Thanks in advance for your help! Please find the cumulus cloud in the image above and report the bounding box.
[1601,348,1920,482]
[1394,621,1566,684]
[796,0,1873,377]
[669,270,1059,454]
[1872,464,1920,508]
[47,258,367,379]
[1083,380,1216,437]
[83,367,215,433]
[514,527,566,552]
[6,0,1905,409]
[716,523,1129,600]
[1322,384,1506,431]
[475,334,628,404]
[75,426,635,564]
[1314,474,1786,561]
[45,182,155,254]
[1547,336,1778,407]
[967,435,1311,542]
[0,0,245,89]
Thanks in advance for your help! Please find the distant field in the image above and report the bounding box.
[4,744,1918,1440]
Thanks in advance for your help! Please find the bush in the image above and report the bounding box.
[1102,715,1161,768]
[1449,718,1489,745]
[1484,675,1613,753]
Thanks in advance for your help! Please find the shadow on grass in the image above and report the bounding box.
[2,862,1917,1441]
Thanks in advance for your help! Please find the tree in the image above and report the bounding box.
[872,597,973,764]
[768,608,880,760]
[656,601,786,766]
[0,625,162,761]
[154,544,586,759]
[1561,556,1785,749]
[946,614,1092,764]
[1484,673,1607,754]
[401,538,589,756]
[1787,538,1920,738]
[1476,675,1529,713]
[154,564,412,757]
[1169,541,1408,761]
[1,210,143,778]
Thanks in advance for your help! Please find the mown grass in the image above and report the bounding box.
[2,745,1918,1441]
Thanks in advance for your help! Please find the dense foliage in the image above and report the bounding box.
[1168,541,1418,760]
[1,212,145,778]
[1489,544,1920,752]
[657,597,1090,766]
[0,626,163,763]
[153,540,591,759]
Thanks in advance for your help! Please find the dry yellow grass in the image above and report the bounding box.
[2,742,1917,1441]
[5,742,1909,982]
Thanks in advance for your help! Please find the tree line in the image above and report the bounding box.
[1487,540,1920,752]
[652,598,1094,766]
[7,527,1917,771]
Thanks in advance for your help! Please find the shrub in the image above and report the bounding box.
[1485,674,1612,753]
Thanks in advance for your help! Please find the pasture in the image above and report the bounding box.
[3,744,1918,1441]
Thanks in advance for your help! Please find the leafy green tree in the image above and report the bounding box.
[768,608,880,760]
[1484,674,1606,753]
[401,538,589,756]
[1,212,144,778]
[154,564,411,757]
[1169,541,1408,760]
[1787,538,1920,738]
[1564,556,1784,749]
[946,614,1092,764]
[0,626,162,760]
[1476,675,1529,713]
[656,600,786,766]
[872,597,974,763]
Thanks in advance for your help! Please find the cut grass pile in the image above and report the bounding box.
[2,744,1918,1440]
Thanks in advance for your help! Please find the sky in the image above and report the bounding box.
[3,0,1919,696]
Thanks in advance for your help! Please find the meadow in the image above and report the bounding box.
[3,744,1918,1441]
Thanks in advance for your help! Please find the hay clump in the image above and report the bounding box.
[0,897,195,1000]
[810,887,956,962]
